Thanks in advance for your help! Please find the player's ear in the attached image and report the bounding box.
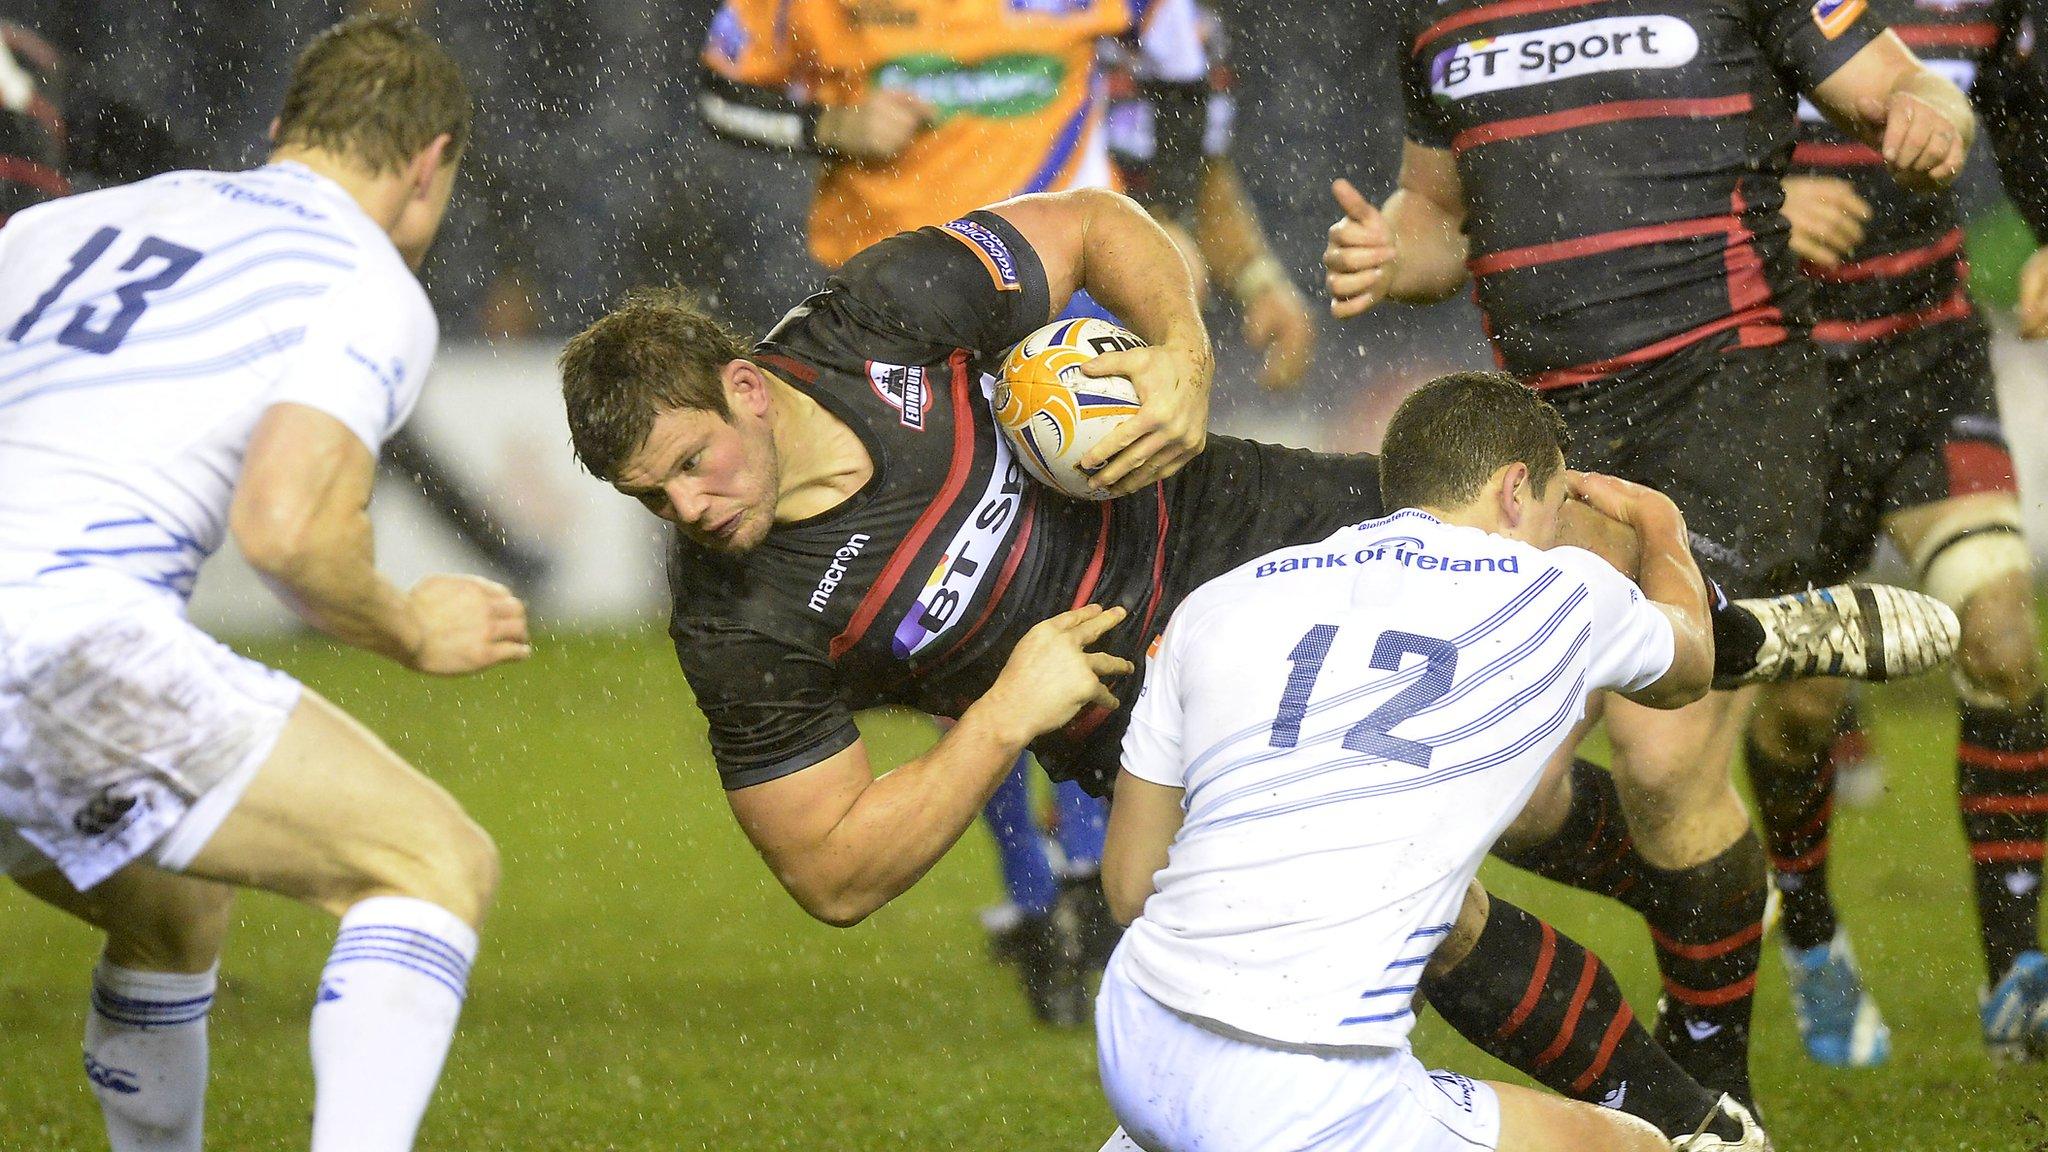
[1497,461,1532,527]
[723,358,771,417]
[408,133,454,199]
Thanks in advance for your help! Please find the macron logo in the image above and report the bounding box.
[810,533,872,613]
[1430,16,1698,100]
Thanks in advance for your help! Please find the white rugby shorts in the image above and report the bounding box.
[1096,954,1500,1152]
[0,587,301,889]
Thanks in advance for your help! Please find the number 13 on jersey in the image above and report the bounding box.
[1268,625,1458,769]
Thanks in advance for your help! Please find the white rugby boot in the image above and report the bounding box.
[1714,583,1958,689]
[1673,1095,1773,1152]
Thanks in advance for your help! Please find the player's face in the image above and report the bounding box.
[613,405,780,553]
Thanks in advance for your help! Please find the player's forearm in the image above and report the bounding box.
[241,510,421,667]
[1073,188,1213,370]
[795,709,1032,926]
[1192,161,1268,290]
[1629,513,1715,706]
[1382,189,1471,304]
[696,70,826,155]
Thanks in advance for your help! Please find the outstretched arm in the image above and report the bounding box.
[726,606,1133,925]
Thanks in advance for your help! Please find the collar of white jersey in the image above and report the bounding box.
[257,160,358,207]
[1358,507,1442,530]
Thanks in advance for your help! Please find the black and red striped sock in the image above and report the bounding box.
[1422,896,1736,1141]
[1958,694,2048,984]
[1496,759,1648,909]
[1743,730,1839,951]
[1642,831,1767,1109]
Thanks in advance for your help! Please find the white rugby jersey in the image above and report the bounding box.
[1116,508,1674,1049]
[0,162,435,604]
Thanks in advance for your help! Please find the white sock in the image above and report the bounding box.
[309,896,479,1152]
[85,961,215,1152]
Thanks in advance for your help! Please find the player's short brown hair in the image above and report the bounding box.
[273,15,469,174]
[558,286,750,481]
[1378,371,1569,511]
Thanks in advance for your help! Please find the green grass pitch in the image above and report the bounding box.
[3,627,2047,1149]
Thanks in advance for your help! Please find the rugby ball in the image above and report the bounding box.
[995,318,1144,501]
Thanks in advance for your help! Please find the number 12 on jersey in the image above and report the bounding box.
[1268,625,1457,768]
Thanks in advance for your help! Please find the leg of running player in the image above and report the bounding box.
[1887,492,2048,1058]
[1479,690,1771,1106]
[1425,838,1760,1146]
[174,689,498,1152]
[1602,690,1768,1105]
[1747,675,1891,1067]
[12,866,234,1152]
[980,755,1086,1026]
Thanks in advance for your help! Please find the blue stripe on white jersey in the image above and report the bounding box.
[1110,509,1675,1050]
[0,164,435,604]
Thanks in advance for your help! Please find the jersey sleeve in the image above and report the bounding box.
[700,0,797,87]
[671,613,862,790]
[698,0,828,154]
[1749,0,1886,93]
[1979,1,2048,240]
[1398,39,1457,149]
[826,209,1054,355]
[1551,547,1677,695]
[267,263,436,454]
[1121,612,1191,788]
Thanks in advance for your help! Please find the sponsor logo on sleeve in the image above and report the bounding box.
[1811,0,1868,39]
[866,361,930,429]
[943,218,1022,291]
[708,3,749,63]
[1429,16,1699,100]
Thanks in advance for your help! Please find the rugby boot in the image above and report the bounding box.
[1714,583,1958,689]
[1672,1096,1773,1152]
[1057,870,1125,971]
[1981,950,2048,1063]
[1782,929,1891,1067]
[988,908,1089,1028]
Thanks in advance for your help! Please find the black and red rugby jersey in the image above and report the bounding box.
[1399,0,1885,387]
[1978,0,2048,241]
[1787,0,2018,342]
[667,209,1385,792]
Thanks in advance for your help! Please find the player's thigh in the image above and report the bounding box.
[184,690,497,923]
[1885,493,2040,688]
[1750,677,1854,761]
[1604,688,1753,806]
[1489,1080,1667,1152]
[12,863,234,973]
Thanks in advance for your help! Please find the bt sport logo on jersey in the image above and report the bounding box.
[1430,16,1698,100]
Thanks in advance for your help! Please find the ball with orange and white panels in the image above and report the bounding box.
[995,318,1145,501]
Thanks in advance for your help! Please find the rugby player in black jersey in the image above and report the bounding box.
[560,184,1958,1144]
[1324,0,1973,1110]
[1736,0,2048,1067]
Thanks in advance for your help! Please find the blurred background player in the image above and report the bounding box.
[1749,0,2048,1066]
[1327,0,1973,1110]
[0,16,529,1151]
[0,22,66,220]
[694,0,1313,1024]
